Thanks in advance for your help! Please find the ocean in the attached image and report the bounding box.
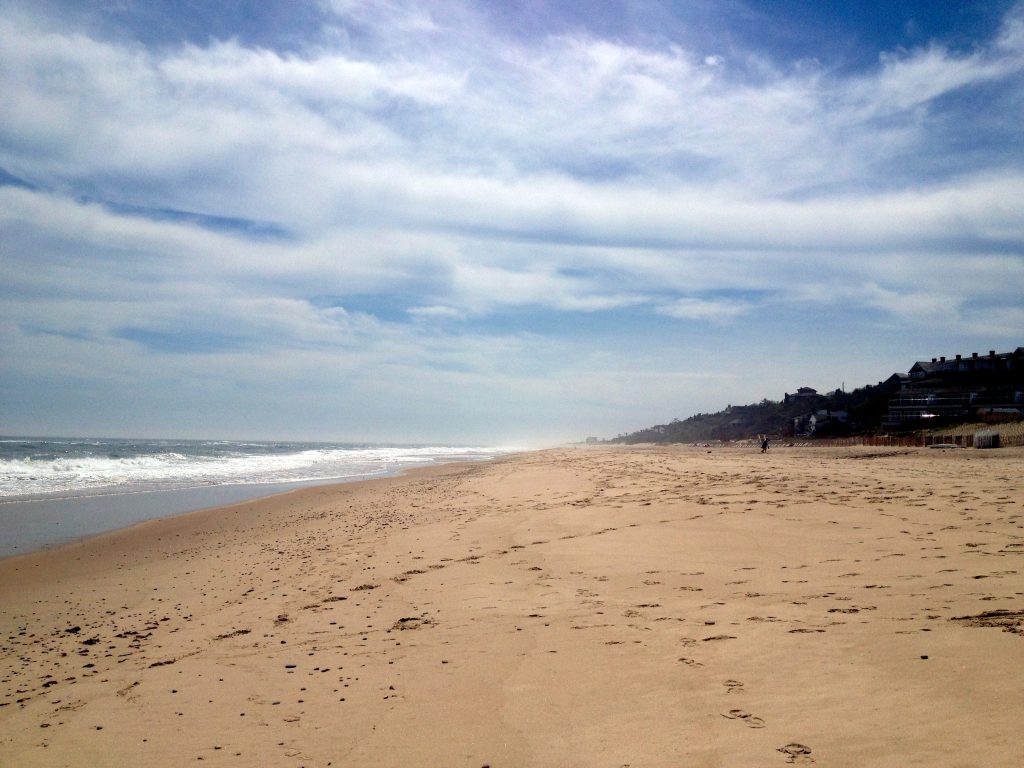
[0,437,512,557]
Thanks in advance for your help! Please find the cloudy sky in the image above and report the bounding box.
[2,1,1023,445]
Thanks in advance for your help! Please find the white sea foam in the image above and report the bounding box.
[0,442,510,500]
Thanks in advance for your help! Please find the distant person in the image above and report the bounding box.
[761,437,770,453]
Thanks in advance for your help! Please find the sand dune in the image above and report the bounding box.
[2,445,1022,766]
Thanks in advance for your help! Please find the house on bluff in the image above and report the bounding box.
[793,408,849,437]
[883,347,1024,429]
[783,387,818,404]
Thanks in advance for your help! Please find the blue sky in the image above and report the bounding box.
[1,1,1023,445]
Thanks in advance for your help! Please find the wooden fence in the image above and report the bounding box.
[787,431,1024,449]
[800,435,925,448]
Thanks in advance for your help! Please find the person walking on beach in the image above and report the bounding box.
[760,436,770,453]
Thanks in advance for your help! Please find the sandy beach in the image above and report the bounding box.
[2,445,1022,767]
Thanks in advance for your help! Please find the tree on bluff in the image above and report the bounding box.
[611,378,901,443]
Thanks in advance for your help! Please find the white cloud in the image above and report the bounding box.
[407,305,466,321]
[997,3,1024,53]
[656,297,752,323]
[4,7,1024,223]
[448,261,648,313]
[2,3,1024,441]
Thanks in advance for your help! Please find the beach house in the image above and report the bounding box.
[883,347,1024,428]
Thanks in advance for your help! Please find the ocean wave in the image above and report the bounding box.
[0,441,509,499]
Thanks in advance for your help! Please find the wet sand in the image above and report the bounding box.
[0,480,346,558]
[2,445,1022,766]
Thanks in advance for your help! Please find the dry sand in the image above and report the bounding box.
[2,445,1022,767]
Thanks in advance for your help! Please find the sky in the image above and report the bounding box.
[1,0,1023,446]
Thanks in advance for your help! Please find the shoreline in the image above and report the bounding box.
[0,479,345,560]
[0,455,505,560]
[2,445,1022,766]
[0,455,493,577]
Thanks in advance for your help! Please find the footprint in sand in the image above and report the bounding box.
[721,709,765,728]
[777,742,814,763]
